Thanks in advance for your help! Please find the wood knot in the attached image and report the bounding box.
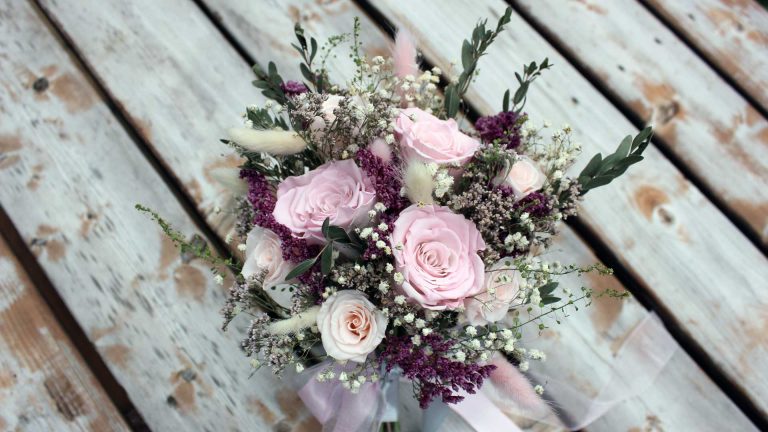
[32,77,49,92]
[653,100,680,126]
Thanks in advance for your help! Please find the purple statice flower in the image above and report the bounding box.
[356,148,409,213]
[514,191,551,218]
[381,334,496,408]
[240,169,317,262]
[475,111,523,149]
[280,80,308,97]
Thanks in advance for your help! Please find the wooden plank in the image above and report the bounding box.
[0,234,129,431]
[0,1,314,430]
[363,0,768,419]
[185,1,754,430]
[512,0,768,246]
[643,0,768,114]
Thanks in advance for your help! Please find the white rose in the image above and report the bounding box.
[496,156,545,199]
[241,226,294,309]
[316,290,388,362]
[464,258,522,326]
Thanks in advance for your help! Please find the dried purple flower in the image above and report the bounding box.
[356,148,408,213]
[381,334,496,408]
[475,111,523,149]
[280,80,309,97]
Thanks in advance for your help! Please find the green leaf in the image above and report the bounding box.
[445,86,460,118]
[616,135,632,158]
[586,175,614,189]
[461,40,473,70]
[541,296,561,305]
[326,226,350,243]
[320,244,334,275]
[285,258,316,281]
[310,38,318,62]
[580,153,603,178]
[268,61,278,79]
[502,89,510,112]
[300,63,313,83]
[321,217,330,239]
[539,281,559,297]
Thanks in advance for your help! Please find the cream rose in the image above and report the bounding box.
[464,258,522,326]
[394,108,480,165]
[316,290,388,362]
[497,156,545,199]
[272,159,376,245]
[241,227,294,309]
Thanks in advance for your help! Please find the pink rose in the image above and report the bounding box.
[394,108,480,165]
[391,205,486,310]
[317,290,388,362]
[309,95,344,133]
[464,258,522,325]
[273,160,376,245]
[241,227,294,309]
[497,156,545,199]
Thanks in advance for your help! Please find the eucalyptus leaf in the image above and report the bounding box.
[285,258,316,281]
[320,244,335,275]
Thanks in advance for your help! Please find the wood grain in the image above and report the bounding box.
[0,234,129,431]
[364,0,768,420]
[644,0,768,114]
[0,1,315,430]
[512,0,768,245]
[178,0,753,429]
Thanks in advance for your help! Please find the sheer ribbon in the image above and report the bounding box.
[297,312,677,431]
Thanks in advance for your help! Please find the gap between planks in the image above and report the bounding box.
[353,0,767,428]
[0,205,148,431]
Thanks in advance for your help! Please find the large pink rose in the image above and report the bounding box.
[391,205,486,310]
[273,160,376,244]
[464,258,522,325]
[394,108,480,165]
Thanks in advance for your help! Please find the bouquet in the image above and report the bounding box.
[139,7,652,431]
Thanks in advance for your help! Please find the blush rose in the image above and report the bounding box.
[316,290,388,362]
[464,258,522,326]
[394,108,480,165]
[391,204,486,310]
[496,155,545,199]
[241,226,295,309]
[273,159,376,245]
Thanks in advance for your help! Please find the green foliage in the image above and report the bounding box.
[283,218,367,280]
[246,106,289,131]
[134,204,239,275]
[578,126,653,194]
[252,61,288,106]
[506,58,551,113]
[444,7,513,118]
[292,22,329,93]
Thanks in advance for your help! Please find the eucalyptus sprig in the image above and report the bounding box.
[502,58,552,113]
[444,7,513,118]
[577,126,653,195]
[252,61,289,106]
[292,22,329,93]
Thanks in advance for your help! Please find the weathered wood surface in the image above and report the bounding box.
[0,234,129,431]
[367,0,768,419]
[0,1,314,430]
[513,0,768,245]
[644,0,768,114]
[32,0,755,428]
